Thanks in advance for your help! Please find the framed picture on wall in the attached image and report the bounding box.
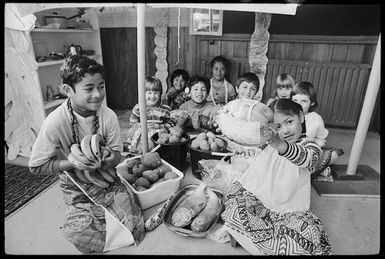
[189,8,223,36]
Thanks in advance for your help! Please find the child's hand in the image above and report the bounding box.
[266,125,288,154]
[102,148,120,168]
[67,152,98,171]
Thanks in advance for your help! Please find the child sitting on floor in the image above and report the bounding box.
[222,98,331,255]
[292,81,343,181]
[235,72,259,100]
[206,56,237,106]
[161,69,190,109]
[28,55,145,253]
[292,81,328,147]
[126,76,177,154]
[179,75,221,132]
[266,73,295,106]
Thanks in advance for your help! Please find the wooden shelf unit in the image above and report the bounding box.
[29,8,103,116]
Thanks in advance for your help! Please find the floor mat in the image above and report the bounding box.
[5,164,59,217]
[312,164,380,198]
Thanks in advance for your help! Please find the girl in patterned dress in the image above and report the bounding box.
[222,98,332,255]
[206,56,237,106]
[126,76,177,154]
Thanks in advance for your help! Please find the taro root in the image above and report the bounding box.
[142,170,159,183]
[169,125,184,138]
[132,163,147,177]
[157,164,172,178]
[142,152,162,169]
[123,173,137,184]
[168,135,180,144]
[135,177,151,188]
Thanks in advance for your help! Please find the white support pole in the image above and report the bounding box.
[137,3,148,153]
[346,34,381,175]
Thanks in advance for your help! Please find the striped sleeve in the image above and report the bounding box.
[280,138,322,173]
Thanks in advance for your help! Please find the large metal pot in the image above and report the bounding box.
[45,15,67,29]
[45,10,85,29]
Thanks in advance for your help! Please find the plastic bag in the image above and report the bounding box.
[198,159,249,194]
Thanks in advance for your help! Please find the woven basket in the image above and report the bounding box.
[215,99,274,146]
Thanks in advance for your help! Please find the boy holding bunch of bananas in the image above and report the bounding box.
[28,56,144,253]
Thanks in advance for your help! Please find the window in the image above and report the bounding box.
[189,8,223,36]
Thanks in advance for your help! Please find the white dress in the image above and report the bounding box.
[222,136,332,255]
[305,111,329,147]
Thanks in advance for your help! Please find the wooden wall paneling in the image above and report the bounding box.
[339,68,354,125]
[321,67,334,124]
[270,60,280,96]
[184,28,196,76]
[348,69,363,125]
[199,39,209,60]
[230,61,239,84]
[292,63,302,82]
[310,66,324,118]
[315,44,333,62]
[146,28,155,77]
[205,60,212,78]
[362,44,376,64]
[301,64,309,81]
[330,67,346,124]
[349,68,369,126]
[341,68,357,125]
[316,66,328,120]
[167,27,196,80]
[167,27,179,83]
[302,43,318,61]
[167,27,176,81]
[244,61,250,74]
[222,40,234,58]
[263,62,274,102]
[208,40,221,57]
[273,42,287,59]
[346,45,365,63]
[287,42,304,60]
[331,44,349,63]
[325,67,341,125]
[233,41,248,58]
[194,34,376,128]
[100,28,138,109]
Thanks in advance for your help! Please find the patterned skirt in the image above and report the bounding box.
[58,171,145,253]
[222,181,332,255]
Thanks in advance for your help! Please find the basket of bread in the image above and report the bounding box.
[215,99,274,146]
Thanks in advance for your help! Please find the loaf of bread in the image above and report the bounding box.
[215,99,274,146]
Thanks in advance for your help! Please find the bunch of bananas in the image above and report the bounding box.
[68,133,117,188]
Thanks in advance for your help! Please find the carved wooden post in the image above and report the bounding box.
[248,12,272,102]
[154,8,169,94]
